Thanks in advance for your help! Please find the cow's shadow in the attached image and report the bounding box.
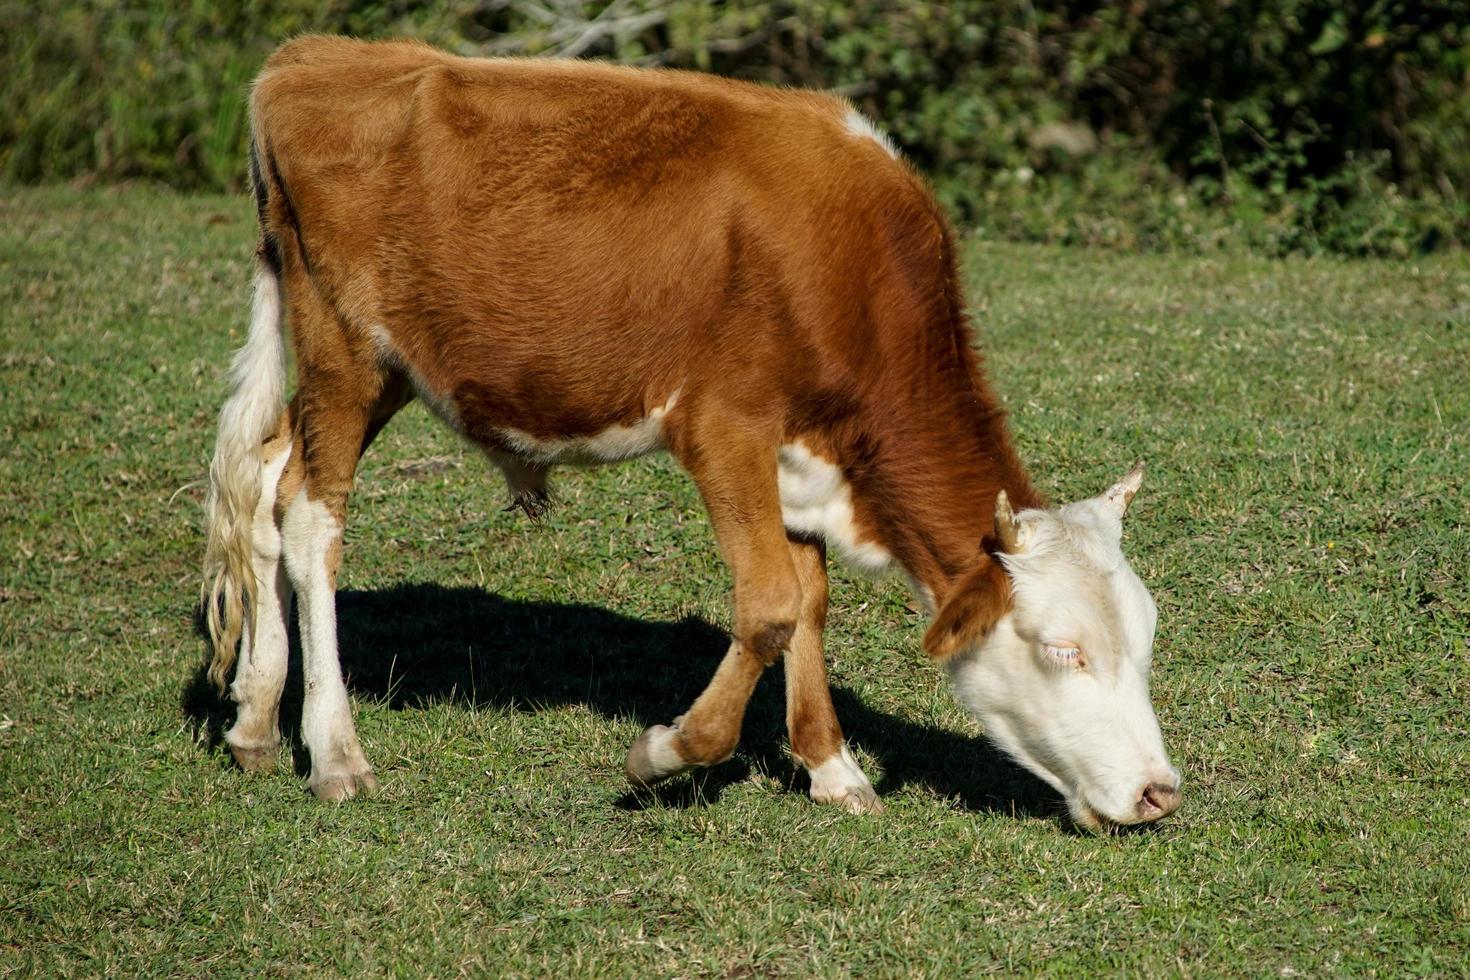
[183,582,1062,819]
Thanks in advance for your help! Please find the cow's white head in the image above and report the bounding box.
[924,463,1180,831]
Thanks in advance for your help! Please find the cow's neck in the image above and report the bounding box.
[843,343,1043,606]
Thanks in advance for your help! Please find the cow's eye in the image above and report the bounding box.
[1044,643,1082,667]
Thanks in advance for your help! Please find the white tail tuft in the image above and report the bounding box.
[202,264,286,693]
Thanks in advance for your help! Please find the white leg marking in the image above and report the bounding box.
[807,744,882,814]
[280,489,376,800]
[225,443,293,770]
[625,718,694,787]
[644,726,689,776]
[646,719,690,775]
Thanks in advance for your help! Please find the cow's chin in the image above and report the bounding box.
[971,721,1112,831]
[974,727,1149,833]
[1068,801,1108,833]
[1067,799,1132,834]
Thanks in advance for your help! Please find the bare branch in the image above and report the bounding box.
[555,8,668,59]
[473,0,668,59]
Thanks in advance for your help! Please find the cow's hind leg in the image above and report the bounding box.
[223,405,297,772]
[784,537,880,813]
[280,322,409,799]
[281,402,394,799]
[281,466,373,799]
[626,419,801,787]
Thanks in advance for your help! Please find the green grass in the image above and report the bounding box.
[1,184,1467,976]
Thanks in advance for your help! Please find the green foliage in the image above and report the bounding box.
[2,2,322,190]
[3,1,1467,254]
[0,1,447,189]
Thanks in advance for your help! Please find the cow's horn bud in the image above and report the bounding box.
[995,490,1024,552]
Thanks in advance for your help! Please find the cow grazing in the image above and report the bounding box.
[202,35,1180,830]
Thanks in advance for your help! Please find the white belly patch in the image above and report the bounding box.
[496,392,679,465]
[777,442,892,572]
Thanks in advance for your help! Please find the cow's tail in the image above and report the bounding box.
[201,135,287,694]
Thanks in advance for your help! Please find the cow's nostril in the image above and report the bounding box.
[1139,782,1181,820]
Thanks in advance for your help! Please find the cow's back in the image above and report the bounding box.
[251,36,943,443]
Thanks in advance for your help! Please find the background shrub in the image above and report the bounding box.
[4,0,1466,255]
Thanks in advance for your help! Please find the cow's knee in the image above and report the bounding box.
[734,575,801,666]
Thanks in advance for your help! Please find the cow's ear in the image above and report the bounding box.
[1102,461,1145,517]
[922,556,1012,659]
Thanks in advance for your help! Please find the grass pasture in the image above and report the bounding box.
[1,185,1467,975]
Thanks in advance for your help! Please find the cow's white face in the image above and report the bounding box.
[945,465,1180,831]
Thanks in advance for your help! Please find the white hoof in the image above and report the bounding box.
[307,740,380,802]
[308,765,379,802]
[228,740,281,774]
[807,744,883,814]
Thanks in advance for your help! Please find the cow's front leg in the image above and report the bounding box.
[625,636,768,786]
[626,421,800,787]
[784,536,880,813]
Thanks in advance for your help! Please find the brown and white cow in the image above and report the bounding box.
[202,35,1180,830]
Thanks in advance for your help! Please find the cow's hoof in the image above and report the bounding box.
[807,744,882,814]
[626,724,692,788]
[811,782,884,815]
[229,741,280,774]
[308,767,379,802]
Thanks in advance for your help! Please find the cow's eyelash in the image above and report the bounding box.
[1043,643,1083,668]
